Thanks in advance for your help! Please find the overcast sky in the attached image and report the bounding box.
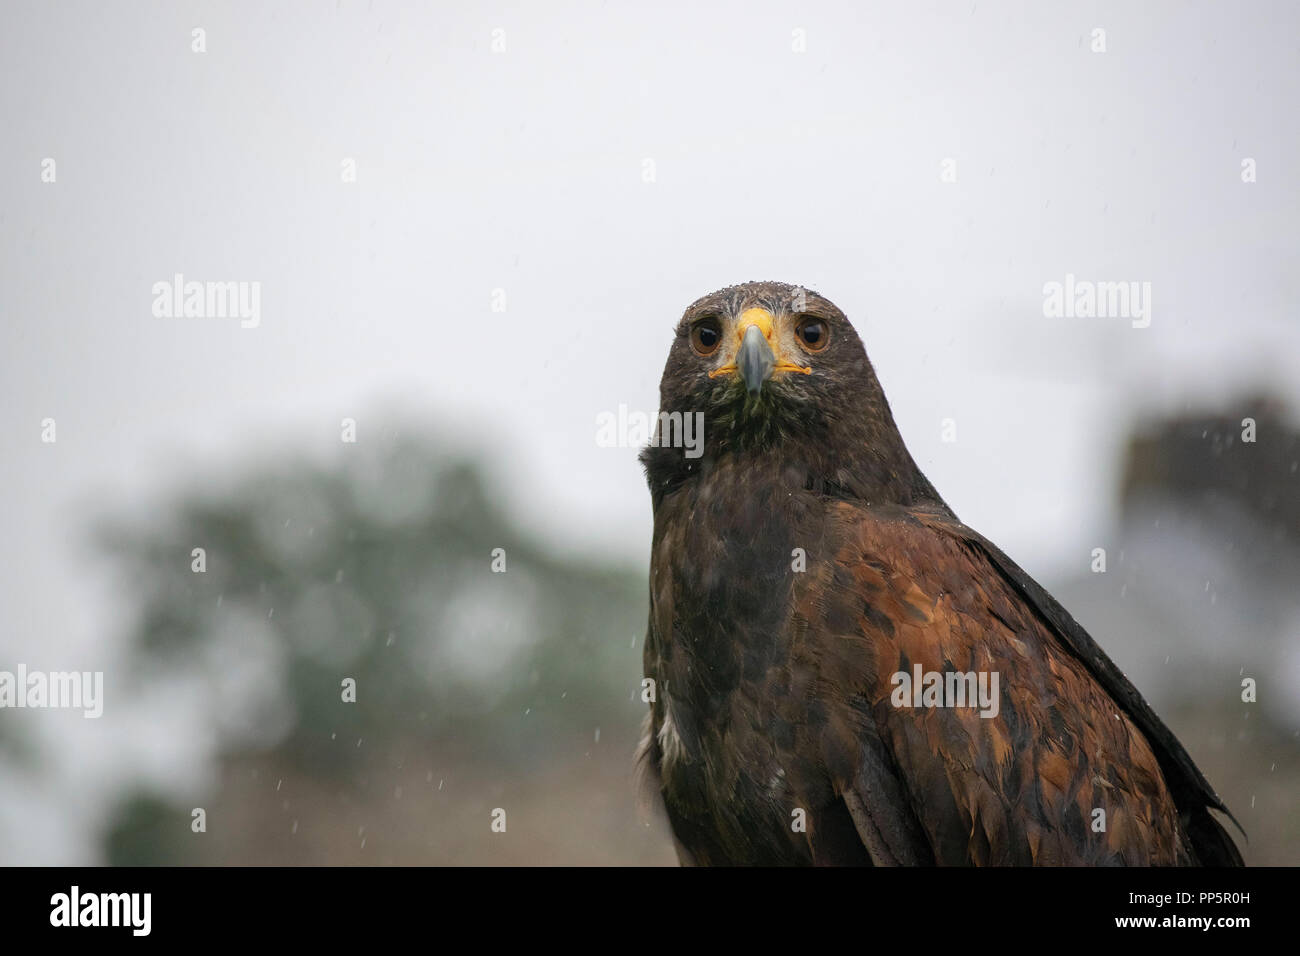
[2,0,1297,862]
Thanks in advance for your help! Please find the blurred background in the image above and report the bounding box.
[1,1,1296,864]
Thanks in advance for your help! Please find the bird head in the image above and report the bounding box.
[643,281,938,506]
[655,281,874,445]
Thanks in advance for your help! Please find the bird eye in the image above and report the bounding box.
[691,318,722,356]
[796,317,828,351]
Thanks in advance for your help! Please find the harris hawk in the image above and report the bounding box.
[637,281,1243,866]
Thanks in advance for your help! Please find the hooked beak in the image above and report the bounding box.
[706,307,812,393]
[737,324,775,396]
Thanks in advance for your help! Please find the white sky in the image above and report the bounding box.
[1,0,1298,862]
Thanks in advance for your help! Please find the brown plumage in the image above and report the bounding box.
[638,281,1242,866]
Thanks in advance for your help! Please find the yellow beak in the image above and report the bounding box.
[708,308,812,389]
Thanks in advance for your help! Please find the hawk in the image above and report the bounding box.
[637,281,1242,866]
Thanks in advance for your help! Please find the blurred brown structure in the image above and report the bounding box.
[1053,393,1300,865]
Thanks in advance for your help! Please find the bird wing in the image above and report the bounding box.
[803,501,1242,865]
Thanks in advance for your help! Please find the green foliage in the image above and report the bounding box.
[97,428,649,862]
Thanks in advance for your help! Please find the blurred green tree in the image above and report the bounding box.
[94,425,671,864]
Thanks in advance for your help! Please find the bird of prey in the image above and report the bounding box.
[637,281,1243,866]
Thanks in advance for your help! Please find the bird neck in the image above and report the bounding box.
[641,398,942,511]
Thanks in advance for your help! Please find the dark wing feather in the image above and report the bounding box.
[839,716,932,865]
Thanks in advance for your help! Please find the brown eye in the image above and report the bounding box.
[796,317,828,351]
[691,318,722,355]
